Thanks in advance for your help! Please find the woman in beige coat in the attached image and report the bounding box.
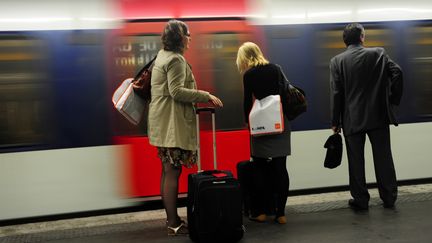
[147,19,223,236]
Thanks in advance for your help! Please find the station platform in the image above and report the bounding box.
[1,183,432,243]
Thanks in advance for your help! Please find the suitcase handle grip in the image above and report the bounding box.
[195,107,217,171]
[200,170,223,175]
[196,107,215,114]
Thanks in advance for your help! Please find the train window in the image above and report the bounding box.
[193,33,248,130]
[0,34,51,149]
[407,25,432,118]
[314,25,396,124]
[111,34,161,136]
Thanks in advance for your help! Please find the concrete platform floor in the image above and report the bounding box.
[1,184,432,243]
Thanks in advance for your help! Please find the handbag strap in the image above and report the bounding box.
[133,55,157,81]
[276,64,290,117]
[275,65,286,93]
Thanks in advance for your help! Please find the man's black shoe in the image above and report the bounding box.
[383,202,395,209]
[348,199,368,211]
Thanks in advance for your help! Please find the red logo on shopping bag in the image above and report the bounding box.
[275,123,281,129]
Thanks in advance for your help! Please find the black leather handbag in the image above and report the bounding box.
[277,66,307,121]
[284,84,307,121]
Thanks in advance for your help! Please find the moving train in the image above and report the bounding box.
[1,0,432,222]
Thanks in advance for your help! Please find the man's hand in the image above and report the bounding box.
[332,126,341,134]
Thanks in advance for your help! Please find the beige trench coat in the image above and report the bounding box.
[147,49,210,151]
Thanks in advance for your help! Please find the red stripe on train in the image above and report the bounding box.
[114,130,250,198]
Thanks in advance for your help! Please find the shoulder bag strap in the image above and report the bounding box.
[133,55,157,81]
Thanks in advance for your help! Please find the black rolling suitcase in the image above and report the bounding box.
[236,160,253,217]
[187,107,244,243]
[236,160,277,217]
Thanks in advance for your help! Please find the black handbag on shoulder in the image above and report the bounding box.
[277,66,307,121]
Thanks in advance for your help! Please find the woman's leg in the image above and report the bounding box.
[271,156,289,217]
[159,149,183,227]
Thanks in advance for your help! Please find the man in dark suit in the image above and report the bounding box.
[329,23,403,210]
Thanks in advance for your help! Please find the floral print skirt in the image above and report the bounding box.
[157,147,197,168]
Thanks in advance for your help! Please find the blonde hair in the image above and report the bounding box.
[236,42,269,73]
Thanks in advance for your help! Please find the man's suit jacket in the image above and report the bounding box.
[330,44,403,136]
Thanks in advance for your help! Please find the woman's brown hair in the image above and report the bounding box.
[161,19,189,53]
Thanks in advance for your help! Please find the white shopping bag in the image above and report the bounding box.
[249,95,284,136]
[112,78,146,125]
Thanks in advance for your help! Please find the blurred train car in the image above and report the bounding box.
[1,0,432,223]
[0,0,126,222]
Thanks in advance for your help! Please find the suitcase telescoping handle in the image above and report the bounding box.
[195,107,217,172]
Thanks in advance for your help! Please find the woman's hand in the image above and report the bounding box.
[209,94,223,107]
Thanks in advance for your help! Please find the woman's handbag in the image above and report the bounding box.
[283,83,307,121]
[112,78,146,125]
[278,65,307,120]
[112,56,156,125]
[248,95,285,136]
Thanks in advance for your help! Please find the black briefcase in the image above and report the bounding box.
[324,133,343,169]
